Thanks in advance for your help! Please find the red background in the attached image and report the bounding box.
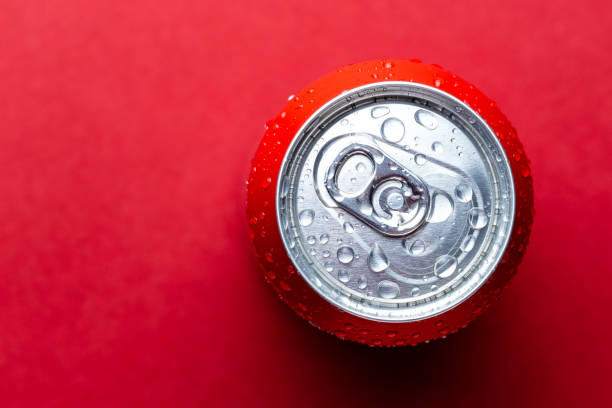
[0,1,610,407]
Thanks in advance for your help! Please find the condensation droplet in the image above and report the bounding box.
[377,280,400,299]
[455,183,473,203]
[468,208,489,229]
[368,243,389,273]
[371,106,390,118]
[338,269,351,283]
[428,193,454,223]
[357,275,367,289]
[411,287,420,297]
[337,246,355,264]
[324,262,334,272]
[415,154,427,166]
[403,239,426,256]
[343,222,354,233]
[299,209,314,226]
[434,255,458,278]
[319,233,329,244]
[431,142,443,153]
[280,176,290,198]
[307,235,316,245]
[414,109,438,130]
[461,235,476,252]
[381,118,405,143]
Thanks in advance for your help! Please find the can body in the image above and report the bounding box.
[247,60,534,346]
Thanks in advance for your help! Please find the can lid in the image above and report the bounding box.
[276,82,515,322]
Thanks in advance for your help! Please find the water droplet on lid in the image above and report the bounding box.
[368,243,389,272]
[337,246,355,264]
[403,239,426,256]
[468,208,488,229]
[336,153,374,196]
[371,106,390,118]
[320,233,329,244]
[322,250,330,258]
[343,222,355,233]
[299,209,314,226]
[358,275,367,289]
[280,176,289,198]
[461,235,476,252]
[431,142,443,153]
[455,183,473,202]
[411,287,420,296]
[324,262,334,272]
[415,109,438,130]
[434,255,457,278]
[381,118,405,143]
[428,193,453,223]
[307,235,316,245]
[377,281,400,299]
[341,119,349,126]
[415,154,427,166]
[337,269,351,283]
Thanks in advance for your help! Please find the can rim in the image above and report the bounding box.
[275,81,516,322]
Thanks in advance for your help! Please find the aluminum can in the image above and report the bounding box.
[247,60,534,346]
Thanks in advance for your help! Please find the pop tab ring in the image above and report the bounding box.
[318,136,430,237]
[276,82,515,322]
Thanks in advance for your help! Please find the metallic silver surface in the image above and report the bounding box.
[276,82,515,322]
[320,137,430,236]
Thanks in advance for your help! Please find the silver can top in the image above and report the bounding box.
[276,82,515,322]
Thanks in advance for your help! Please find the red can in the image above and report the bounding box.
[247,60,534,346]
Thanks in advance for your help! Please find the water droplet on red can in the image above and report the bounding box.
[521,165,530,178]
[261,177,272,189]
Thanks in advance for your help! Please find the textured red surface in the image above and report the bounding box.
[1,1,611,407]
[247,60,534,346]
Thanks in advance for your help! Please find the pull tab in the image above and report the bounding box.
[323,142,430,237]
